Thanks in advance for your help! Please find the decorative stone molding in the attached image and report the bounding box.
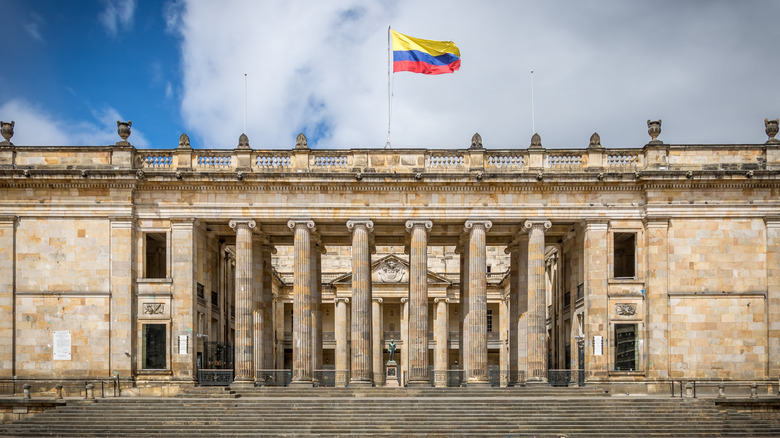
[178,133,191,149]
[464,219,493,233]
[523,219,552,232]
[295,132,308,150]
[143,303,165,315]
[766,118,779,144]
[647,119,662,144]
[434,297,449,304]
[470,132,483,150]
[615,303,637,316]
[0,121,14,145]
[287,219,315,233]
[405,220,433,233]
[589,132,602,149]
[237,133,250,149]
[375,258,408,283]
[230,219,257,230]
[334,297,350,304]
[530,133,542,148]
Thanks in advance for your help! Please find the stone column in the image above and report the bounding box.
[372,298,384,386]
[171,219,197,382]
[347,219,374,386]
[0,216,15,379]
[274,296,285,369]
[766,218,780,379]
[505,241,519,385]
[252,236,264,379]
[406,220,433,386]
[457,244,470,382]
[645,218,670,381]
[262,245,275,371]
[401,297,409,381]
[465,220,492,385]
[311,246,323,384]
[109,217,134,378]
[230,219,256,386]
[525,219,551,384]
[335,297,350,387]
[583,219,609,380]
[288,219,316,386]
[515,234,529,385]
[434,298,449,387]
[499,296,509,387]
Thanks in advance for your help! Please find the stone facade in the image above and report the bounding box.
[0,123,779,393]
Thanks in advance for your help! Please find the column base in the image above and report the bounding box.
[525,377,549,386]
[407,379,431,388]
[290,379,314,387]
[230,380,255,390]
[464,380,491,387]
[348,378,374,387]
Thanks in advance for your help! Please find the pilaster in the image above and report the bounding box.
[170,219,197,382]
[406,220,433,386]
[645,217,670,380]
[372,297,384,386]
[311,245,324,384]
[109,217,134,379]
[434,298,449,387]
[400,297,409,381]
[583,219,610,381]
[347,219,374,386]
[0,216,17,378]
[335,297,350,387]
[766,217,780,378]
[464,219,492,385]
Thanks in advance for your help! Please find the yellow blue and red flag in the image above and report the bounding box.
[391,30,460,75]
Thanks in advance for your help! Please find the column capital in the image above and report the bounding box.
[434,297,449,304]
[405,220,433,233]
[262,243,278,255]
[400,297,409,304]
[464,219,492,233]
[523,219,551,231]
[287,218,315,232]
[581,218,610,230]
[335,297,350,304]
[372,297,383,304]
[0,215,18,226]
[346,218,374,232]
[230,219,257,230]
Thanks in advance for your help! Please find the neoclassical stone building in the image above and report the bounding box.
[0,119,779,393]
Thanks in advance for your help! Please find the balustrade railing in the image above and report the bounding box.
[546,153,583,168]
[607,150,642,168]
[141,153,173,168]
[195,153,232,169]
[255,153,291,169]
[312,154,348,168]
[426,153,465,169]
[486,152,524,170]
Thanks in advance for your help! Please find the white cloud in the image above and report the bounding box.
[173,0,780,149]
[99,0,136,36]
[24,13,44,42]
[0,99,149,147]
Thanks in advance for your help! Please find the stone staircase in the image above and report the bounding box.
[2,388,779,437]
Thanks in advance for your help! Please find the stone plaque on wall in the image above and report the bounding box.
[53,331,71,360]
[143,303,165,315]
[615,303,637,316]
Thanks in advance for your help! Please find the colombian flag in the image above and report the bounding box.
[391,30,461,75]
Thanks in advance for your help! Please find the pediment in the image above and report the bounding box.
[331,254,450,285]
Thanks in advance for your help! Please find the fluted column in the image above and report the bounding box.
[311,245,324,384]
[347,219,374,386]
[372,298,384,386]
[499,296,509,387]
[406,220,433,386]
[525,219,551,384]
[335,297,350,387]
[252,235,264,379]
[434,298,449,387]
[465,220,492,385]
[288,219,316,386]
[505,241,520,385]
[262,245,275,371]
[457,244,470,382]
[230,219,256,385]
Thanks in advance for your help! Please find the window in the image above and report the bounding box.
[615,323,637,371]
[487,309,493,333]
[613,233,636,279]
[142,324,166,369]
[145,233,167,278]
[197,283,205,300]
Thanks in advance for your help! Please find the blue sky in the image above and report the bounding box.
[2,1,780,149]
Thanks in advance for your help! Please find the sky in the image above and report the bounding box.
[1,0,779,150]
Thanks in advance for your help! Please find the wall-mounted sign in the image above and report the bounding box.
[53,331,71,360]
[178,335,188,355]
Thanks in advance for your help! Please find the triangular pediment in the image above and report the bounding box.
[330,254,450,285]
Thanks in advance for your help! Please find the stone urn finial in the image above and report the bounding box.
[178,132,191,149]
[647,119,662,144]
[295,132,308,150]
[0,121,14,145]
[470,132,483,150]
[765,118,779,144]
[589,132,602,148]
[237,133,250,149]
[117,120,131,144]
[530,133,542,148]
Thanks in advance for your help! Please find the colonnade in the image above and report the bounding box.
[228,218,553,387]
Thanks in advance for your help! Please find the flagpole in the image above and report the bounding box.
[244,73,248,135]
[386,24,392,149]
[530,70,535,135]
